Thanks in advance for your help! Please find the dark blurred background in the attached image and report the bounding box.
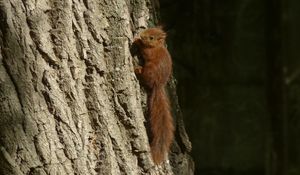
[157,0,300,174]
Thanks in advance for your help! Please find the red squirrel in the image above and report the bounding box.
[133,27,174,165]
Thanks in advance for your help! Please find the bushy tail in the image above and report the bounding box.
[149,86,174,164]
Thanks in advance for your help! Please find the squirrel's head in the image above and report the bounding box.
[139,27,166,47]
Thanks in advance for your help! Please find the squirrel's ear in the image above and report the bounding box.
[156,25,164,29]
[156,25,167,38]
[156,23,166,30]
[158,32,166,40]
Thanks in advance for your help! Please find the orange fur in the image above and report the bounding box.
[133,27,174,164]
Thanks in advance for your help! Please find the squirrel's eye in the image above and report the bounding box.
[149,36,154,40]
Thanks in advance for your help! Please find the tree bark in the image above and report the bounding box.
[0,0,193,174]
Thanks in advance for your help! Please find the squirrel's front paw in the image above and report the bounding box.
[134,66,142,74]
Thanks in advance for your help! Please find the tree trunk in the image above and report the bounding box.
[0,0,193,174]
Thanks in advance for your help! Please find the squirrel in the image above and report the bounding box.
[133,27,174,165]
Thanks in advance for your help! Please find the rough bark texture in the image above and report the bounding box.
[0,0,193,175]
